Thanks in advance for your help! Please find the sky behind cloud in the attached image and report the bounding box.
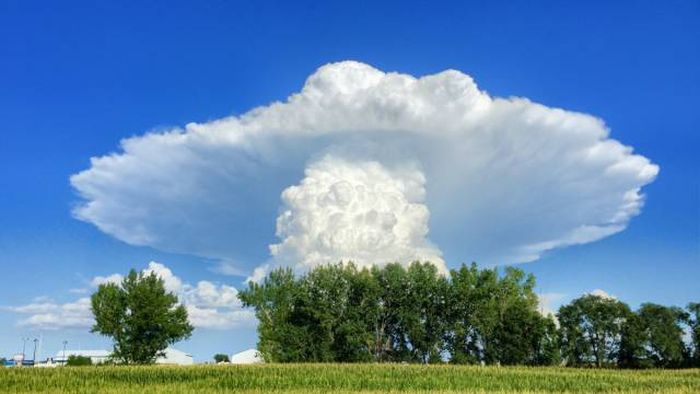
[1,0,697,361]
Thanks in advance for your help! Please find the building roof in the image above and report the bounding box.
[230,349,263,364]
[54,350,111,358]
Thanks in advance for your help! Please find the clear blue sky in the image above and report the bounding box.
[1,0,698,362]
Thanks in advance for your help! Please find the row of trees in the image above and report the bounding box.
[240,262,700,368]
[560,295,699,368]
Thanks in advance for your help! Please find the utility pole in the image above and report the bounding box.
[62,340,68,364]
[21,337,29,360]
[32,338,38,365]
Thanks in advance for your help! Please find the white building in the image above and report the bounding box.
[229,349,263,364]
[53,348,193,366]
[54,350,111,365]
[156,348,193,365]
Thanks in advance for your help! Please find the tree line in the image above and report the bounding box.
[240,262,700,368]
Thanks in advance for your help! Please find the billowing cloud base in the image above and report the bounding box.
[271,156,444,273]
[70,61,658,276]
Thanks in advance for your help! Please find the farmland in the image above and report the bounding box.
[1,364,698,393]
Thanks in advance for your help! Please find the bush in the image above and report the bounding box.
[214,353,230,363]
[66,355,92,366]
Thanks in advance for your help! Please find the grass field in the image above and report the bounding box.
[1,364,698,393]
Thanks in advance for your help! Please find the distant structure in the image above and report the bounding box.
[54,350,111,365]
[229,349,263,364]
[53,348,193,366]
[155,348,194,365]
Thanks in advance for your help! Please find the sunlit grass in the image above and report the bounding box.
[1,364,698,393]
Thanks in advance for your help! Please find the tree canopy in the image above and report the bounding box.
[213,354,230,363]
[241,261,696,368]
[91,269,194,364]
[66,355,93,366]
[558,294,631,367]
[240,262,558,365]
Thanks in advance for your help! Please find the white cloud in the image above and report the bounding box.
[90,273,123,287]
[143,261,183,293]
[184,305,255,330]
[7,298,93,330]
[70,61,658,277]
[270,156,444,274]
[7,262,254,330]
[588,288,617,300]
[537,292,566,317]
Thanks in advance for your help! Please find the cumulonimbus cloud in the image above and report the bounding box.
[70,61,658,276]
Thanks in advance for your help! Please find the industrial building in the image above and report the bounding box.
[155,348,193,365]
[53,349,111,365]
[229,349,263,364]
[53,348,193,365]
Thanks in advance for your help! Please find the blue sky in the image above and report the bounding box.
[1,0,698,362]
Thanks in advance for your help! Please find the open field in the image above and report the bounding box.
[0,364,699,393]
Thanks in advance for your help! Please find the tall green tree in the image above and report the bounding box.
[639,303,687,367]
[239,268,308,362]
[298,263,378,362]
[687,302,700,367]
[487,268,543,365]
[448,265,556,366]
[91,269,193,364]
[331,264,381,362]
[240,263,382,363]
[618,311,649,368]
[619,304,688,368]
[558,294,631,367]
[531,315,561,366]
[403,262,450,363]
[447,263,485,364]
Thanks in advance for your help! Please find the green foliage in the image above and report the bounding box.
[619,303,690,369]
[213,354,229,363]
[241,262,696,369]
[618,311,651,368]
[558,294,631,367]
[447,264,558,366]
[65,355,92,366]
[0,364,699,393]
[91,269,194,364]
[239,263,382,363]
[688,302,700,367]
[241,261,556,365]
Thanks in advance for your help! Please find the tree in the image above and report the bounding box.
[619,304,688,368]
[687,302,700,367]
[448,265,555,366]
[531,315,561,366]
[91,269,194,364]
[239,267,307,362]
[618,311,649,368]
[66,355,92,366]
[213,354,230,363]
[239,261,696,368]
[558,294,630,367]
[486,267,544,365]
[447,263,485,364]
[640,304,687,368]
[402,262,450,363]
[240,263,382,363]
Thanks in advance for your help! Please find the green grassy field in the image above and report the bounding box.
[0,364,698,393]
